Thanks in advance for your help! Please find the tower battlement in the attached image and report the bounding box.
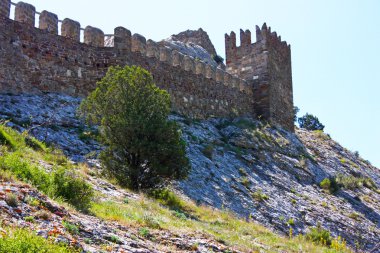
[225,23,294,132]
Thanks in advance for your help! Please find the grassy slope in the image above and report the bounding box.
[0,124,351,252]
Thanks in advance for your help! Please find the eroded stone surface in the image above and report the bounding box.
[1,93,379,252]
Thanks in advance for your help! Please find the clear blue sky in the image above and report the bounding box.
[11,0,380,168]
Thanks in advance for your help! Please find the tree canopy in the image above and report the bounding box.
[298,113,325,131]
[79,65,190,189]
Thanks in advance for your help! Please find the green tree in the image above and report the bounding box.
[298,113,325,131]
[79,65,190,189]
[293,106,300,123]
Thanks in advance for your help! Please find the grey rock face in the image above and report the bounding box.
[1,93,380,252]
[175,117,380,251]
[161,28,225,69]
[0,93,101,162]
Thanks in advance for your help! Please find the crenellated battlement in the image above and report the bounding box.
[225,22,294,131]
[0,0,293,131]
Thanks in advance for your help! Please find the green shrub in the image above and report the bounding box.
[240,176,250,187]
[319,177,339,193]
[26,197,40,207]
[348,212,360,221]
[142,213,161,229]
[173,210,187,220]
[306,224,332,246]
[298,113,325,131]
[24,134,47,152]
[336,174,377,191]
[319,178,331,190]
[149,188,185,211]
[0,227,77,253]
[0,151,93,211]
[52,168,93,211]
[79,65,190,190]
[212,54,224,64]
[5,193,18,207]
[202,144,214,160]
[62,221,79,235]
[314,130,330,140]
[24,216,35,223]
[138,227,151,238]
[0,127,19,150]
[293,106,299,122]
[252,190,269,202]
[287,218,295,226]
[238,168,248,176]
[109,235,121,243]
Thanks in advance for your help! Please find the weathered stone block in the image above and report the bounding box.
[195,61,205,75]
[205,65,216,79]
[239,79,247,92]
[15,2,35,26]
[131,33,146,54]
[39,10,58,34]
[0,0,11,18]
[183,56,194,72]
[159,46,171,64]
[216,68,224,83]
[171,50,181,66]
[231,76,240,88]
[61,18,80,41]
[84,26,104,47]
[146,40,159,58]
[224,72,232,86]
[114,26,131,50]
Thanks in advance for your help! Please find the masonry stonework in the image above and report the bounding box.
[15,2,35,26]
[225,23,294,131]
[0,2,294,132]
[39,10,58,34]
[0,0,10,18]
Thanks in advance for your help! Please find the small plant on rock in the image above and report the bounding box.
[319,177,339,193]
[240,176,250,187]
[5,193,18,207]
[35,210,51,221]
[252,190,269,202]
[24,216,35,223]
[202,144,214,160]
[62,220,79,235]
[306,224,332,246]
[138,227,151,238]
[287,218,295,226]
[109,235,121,244]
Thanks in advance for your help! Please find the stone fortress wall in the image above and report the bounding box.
[0,0,294,131]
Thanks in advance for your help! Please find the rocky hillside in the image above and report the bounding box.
[161,28,225,69]
[0,93,379,252]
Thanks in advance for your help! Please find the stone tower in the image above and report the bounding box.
[225,23,294,132]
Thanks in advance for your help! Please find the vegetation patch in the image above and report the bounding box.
[0,124,93,211]
[252,189,269,202]
[319,177,339,193]
[0,226,79,253]
[202,144,214,160]
[306,224,332,246]
[336,174,377,191]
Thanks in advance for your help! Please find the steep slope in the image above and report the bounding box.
[0,93,379,252]
[176,117,380,251]
[0,103,349,253]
